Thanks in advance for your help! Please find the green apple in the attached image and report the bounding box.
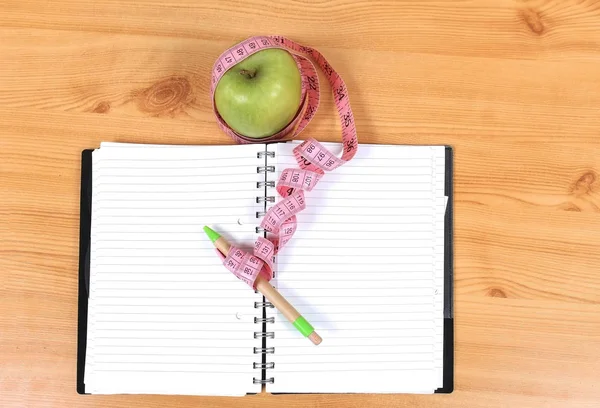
[215,48,302,138]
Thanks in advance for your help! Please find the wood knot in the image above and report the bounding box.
[560,202,581,212]
[520,8,545,35]
[487,287,507,298]
[91,101,110,114]
[571,171,596,196]
[134,76,195,117]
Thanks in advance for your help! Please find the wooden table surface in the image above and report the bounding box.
[2,0,600,407]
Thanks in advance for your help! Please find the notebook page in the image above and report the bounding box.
[84,143,265,396]
[266,142,445,393]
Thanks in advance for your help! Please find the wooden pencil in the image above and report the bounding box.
[204,226,322,345]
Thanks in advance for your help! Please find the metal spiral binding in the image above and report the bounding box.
[254,301,274,308]
[257,151,276,158]
[254,362,275,369]
[253,286,275,384]
[253,378,275,384]
[255,317,275,323]
[253,149,276,386]
[254,347,275,354]
[257,165,275,173]
[254,332,275,339]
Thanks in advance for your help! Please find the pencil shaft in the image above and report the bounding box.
[204,228,321,345]
[213,237,230,258]
[255,275,301,322]
[214,237,301,321]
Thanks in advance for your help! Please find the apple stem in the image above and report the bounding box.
[239,69,257,79]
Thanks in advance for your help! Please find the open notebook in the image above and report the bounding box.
[77,141,453,396]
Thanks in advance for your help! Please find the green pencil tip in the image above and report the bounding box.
[203,226,221,243]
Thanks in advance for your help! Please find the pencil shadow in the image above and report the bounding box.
[272,283,336,331]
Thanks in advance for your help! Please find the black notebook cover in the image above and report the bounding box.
[76,146,454,394]
[77,149,93,394]
[435,146,454,394]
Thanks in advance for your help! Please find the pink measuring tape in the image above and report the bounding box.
[210,35,358,288]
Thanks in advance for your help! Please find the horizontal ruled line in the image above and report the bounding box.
[94,320,254,324]
[272,245,435,249]
[85,345,434,356]
[93,241,233,245]
[273,357,433,363]
[293,222,436,225]
[94,264,234,267]
[94,218,251,222]
[274,288,433,292]
[274,341,431,348]
[97,173,255,178]
[94,353,251,357]
[290,230,434,234]
[94,296,255,299]
[93,369,253,373]
[95,181,258,186]
[90,233,215,236]
[95,328,253,337]
[97,360,430,366]
[95,312,254,316]
[90,367,436,374]
[272,299,432,303]
[274,278,433,282]
[95,319,428,325]
[273,262,430,265]
[94,205,254,209]
[271,368,433,373]
[92,302,252,306]
[274,335,432,341]
[94,157,261,162]
[260,253,432,257]
[278,154,438,161]
[92,303,428,308]
[311,184,435,190]
[293,197,435,201]
[96,246,435,250]
[294,213,441,217]
[267,204,439,209]
[95,361,254,365]
[96,163,259,169]
[274,274,434,278]
[95,344,254,348]
[95,279,246,283]
[292,310,433,315]
[94,273,232,276]
[93,238,436,243]
[96,197,256,202]
[94,289,253,292]
[95,255,235,258]
[94,337,252,340]
[271,180,441,186]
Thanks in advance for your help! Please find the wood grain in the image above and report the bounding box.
[2,0,600,407]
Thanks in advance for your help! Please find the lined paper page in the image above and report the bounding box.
[266,142,446,393]
[84,142,264,396]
